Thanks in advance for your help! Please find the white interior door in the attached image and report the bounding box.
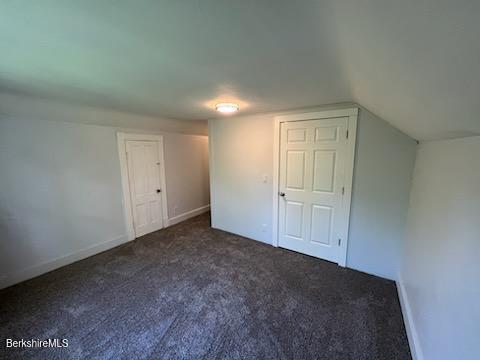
[278,117,354,263]
[126,140,164,237]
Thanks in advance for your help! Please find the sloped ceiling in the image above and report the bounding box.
[0,0,479,140]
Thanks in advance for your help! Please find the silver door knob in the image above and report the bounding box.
[279,192,286,197]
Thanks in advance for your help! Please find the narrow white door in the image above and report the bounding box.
[126,140,164,237]
[278,117,353,263]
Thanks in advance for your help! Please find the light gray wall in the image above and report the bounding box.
[399,136,480,360]
[0,118,124,287]
[0,109,209,288]
[209,113,274,243]
[209,106,416,280]
[347,109,417,279]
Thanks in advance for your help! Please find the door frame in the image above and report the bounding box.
[272,108,358,266]
[117,132,169,240]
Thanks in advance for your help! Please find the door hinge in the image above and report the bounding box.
[342,187,345,195]
[338,238,341,246]
[346,130,349,139]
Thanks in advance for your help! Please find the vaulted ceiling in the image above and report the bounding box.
[1,1,479,140]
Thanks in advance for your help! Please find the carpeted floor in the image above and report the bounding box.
[0,213,410,360]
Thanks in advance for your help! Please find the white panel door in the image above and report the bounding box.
[278,118,351,263]
[126,140,164,237]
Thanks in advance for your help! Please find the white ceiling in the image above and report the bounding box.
[0,0,479,140]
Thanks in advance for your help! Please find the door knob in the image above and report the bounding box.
[279,192,285,197]
[157,189,161,193]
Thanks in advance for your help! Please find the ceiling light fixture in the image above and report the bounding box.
[215,103,239,113]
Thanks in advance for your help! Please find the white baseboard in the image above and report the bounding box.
[397,274,424,360]
[167,204,210,226]
[1,205,211,290]
[0,235,130,290]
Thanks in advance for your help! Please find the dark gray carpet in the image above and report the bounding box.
[0,213,410,360]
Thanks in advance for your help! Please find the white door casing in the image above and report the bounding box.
[117,133,169,240]
[273,109,357,266]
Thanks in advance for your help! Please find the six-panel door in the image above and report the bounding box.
[278,118,348,263]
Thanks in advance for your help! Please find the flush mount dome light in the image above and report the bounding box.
[215,103,239,113]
